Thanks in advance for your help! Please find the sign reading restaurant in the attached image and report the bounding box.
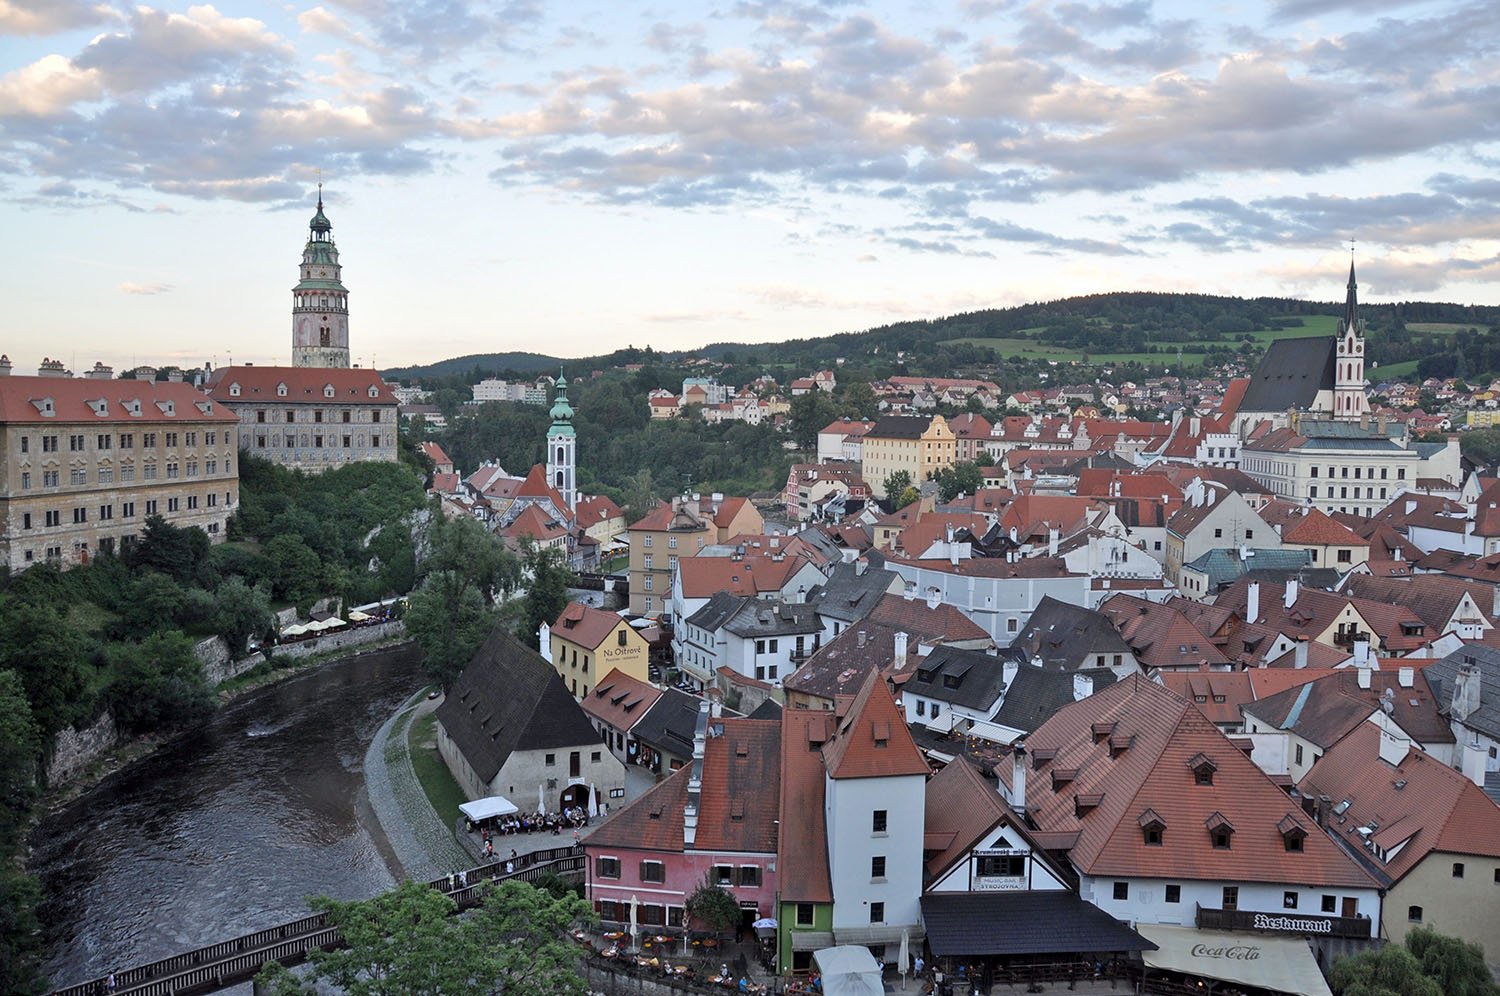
[1250,913,1334,935]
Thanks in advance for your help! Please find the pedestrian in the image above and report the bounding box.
[505,859,514,875]
[458,869,467,888]
[105,973,117,994]
[915,955,924,977]
[447,871,455,891]
[573,828,580,844]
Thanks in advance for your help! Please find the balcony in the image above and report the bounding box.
[1196,905,1370,940]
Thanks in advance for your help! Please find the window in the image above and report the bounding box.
[1322,895,1337,913]
[977,854,1024,877]
[1222,887,1238,911]
[19,437,27,454]
[872,810,887,833]
[591,751,601,762]
[122,502,135,518]
[1408,905,1424,922]
[21,513,31,530]
[96,434,110,450]
[871,856,886,879]
[640,860,665,883]
[70,468,87,485]
[869,902,884,924]
[545,753,556,766]
[286,411,295,423]
[739,866,760,887]
[166,462,179,479]
[72,507,86,524]
[1165,885,1181,904]
[45,510,60,527]
[99,504,112,521]
[1337,549,1352,564]
[1144,826,1162,846]
[643,554,653,570]
[98,467,113,484]
[165,432,178,447]
[796,903,815,927]
[1283,891,1298,909]
[1112,881,1129,901]
[145,499,158,515]
[643,535,652,548]
[187,496,198,510]
[668,535,678,549]
[166,497,179,512]
[595,857,620,879]
[714,865,734,886]
[1295,744,1303,766]
[342,410,351,423]
[618,630,628,647]
[1212,830,1232,849]
[42,435,57,452]
[1214,528,1222,538]
[43,470,58,487]
[916,700,925,717]
[68,434,84,451]
[257,410,267,423]
[20,472,29,491]
[1453,862,1465,878]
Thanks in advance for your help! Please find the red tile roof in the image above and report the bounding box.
[574,495,625,530]
[514,462,568,508]
[500,503,567,542]
[779,709,834,902]
[205,365,397,406]
[675,555,810,598]
[0,375,239,424]
[820,671,931,779]
[581,668,663,732]
[1007,675,1378,888]
[1097,595,1230,669]
[553,601,627,651]
[1302,724,1500,883]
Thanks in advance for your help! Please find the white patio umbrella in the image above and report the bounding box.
[629,894,639,950]
[590,783,600,817]
[323,617,347,629]
[538,783,546,812]
[898,930,910,989]
[280,623,307,637]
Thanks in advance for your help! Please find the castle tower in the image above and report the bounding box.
[291,185,351,368]
[547,370,577,511]
[1333,255,1368,421]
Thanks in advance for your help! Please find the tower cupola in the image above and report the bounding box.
[291,183,351,369]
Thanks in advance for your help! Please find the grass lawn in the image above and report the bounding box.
[1374,360,1421,379]
[68,601,117,637]
[1407,322,1477,334]
[409,708,469,824]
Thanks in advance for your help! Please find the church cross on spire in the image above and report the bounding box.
[1342,240,1360,337]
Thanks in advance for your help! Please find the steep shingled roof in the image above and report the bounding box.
[1238,336,1337,414]
[820,671,930,780]
[553,601,628,651]
[1002,675,1378,888]
[779,710,835,902]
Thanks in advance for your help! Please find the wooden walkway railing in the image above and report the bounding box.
[48,847,585,996]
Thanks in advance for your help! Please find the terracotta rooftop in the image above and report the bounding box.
[1004,675,1378,889]
[779,709,835,902]
[553,601,627,651]
[205,365,398,406]
[581,668,663,733]
[820,671,930,780]
[675,554,810,598]
[0,376,239,425]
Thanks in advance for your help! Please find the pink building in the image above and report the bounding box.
[584,705,780,934]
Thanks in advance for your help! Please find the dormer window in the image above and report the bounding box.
[87,398,108,417]
[1278,815,1307,853]
[277,383,288,397]
[1075,793,1104,818]
[324,384,335,398]
[31,397,55,417]
[1206,812,1234,849]
[1138,808,1166,846]
[155,400,175,416]
[368,385,379,398]
[1031,748,1057,771]
[1189,753,1217,786]
[229,383,241,397]
[1051,767,1077,790]
[1109,734,1133,759]
[1092,722,1116,744]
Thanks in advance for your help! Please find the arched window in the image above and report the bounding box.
[557,446,564,463]
[556,471,564,488]
[1408,906,1424,922]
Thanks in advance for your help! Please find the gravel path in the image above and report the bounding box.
[362,690,473,881]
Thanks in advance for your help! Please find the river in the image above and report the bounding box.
[29,644,424,991]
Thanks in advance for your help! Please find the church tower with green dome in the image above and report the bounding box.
[546,370,577,511]
[291,184,352,368]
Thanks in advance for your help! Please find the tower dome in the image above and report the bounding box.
[291,183,351,369]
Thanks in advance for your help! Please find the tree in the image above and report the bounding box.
[131,514,210,584]
[118,571,187,638]
[883,470,913,502]
[404,571,495,688]
[108,631,215,734]
[0,671,40,848]
[936,462,984,502]
[254,879,591,996]
[685,875,741,935]
[620,467,657,520]
[0,599,93,737]
[213,577,274,657]
[839,380,878,420]
[420,514,519,603]
[519,544,575,648]
[789,391,836,451]
[264,533,324,610]
[974,449,995,467]
[895,485,921,509]
[1405,927,1500,996]
[1331,942,1442,996]
[0,867,44,996]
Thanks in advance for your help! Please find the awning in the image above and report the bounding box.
[459,796,519,822]
[1138,925,1333,996]
[921,892,1155,958]
[813,946,884,996]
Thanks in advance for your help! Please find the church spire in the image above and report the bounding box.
[1342,251,1360,337]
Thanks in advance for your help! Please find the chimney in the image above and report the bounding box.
[1003,657,1019,689]
[1357,663,1372,689]
[1463,738,1487,788]
[1398,666,1415,688]
[1048,526,1060,557]
[893,631,908,666]
[926,588,940,610]
[1294,636,1309,670]
[1452,660,1482,721]
[86,361,113,380]
[1491,584,1500,621]
[1247,581,1260,625]
[1283,579,1299,609]
[1073,673,1094,701]
[0,354,10,377]
[945,523,955,543]
[1010,743,1027,813]
[854,557,868,577]
[684,700,710,847]
[857,630,868,649]
[1315,794,1332,827]
[1378,727,1408,767]
[1353,638,1371,670]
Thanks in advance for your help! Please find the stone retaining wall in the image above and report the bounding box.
[268,620,405,661]
[46,710,119,786]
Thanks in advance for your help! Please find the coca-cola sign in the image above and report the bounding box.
[1191,943,1261,961]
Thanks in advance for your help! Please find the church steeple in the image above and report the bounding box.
[547,368,577,511]
[291,183,351,368]
[1334,250,1367,421]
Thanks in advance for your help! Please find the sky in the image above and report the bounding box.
[1,0,1498,371]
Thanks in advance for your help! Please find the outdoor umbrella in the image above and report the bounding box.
[629,894,639,949]
[538,783,546,812]
[899,930,910,988]
[590,783,600,817]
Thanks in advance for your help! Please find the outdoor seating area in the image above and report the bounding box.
[575,923,776,995]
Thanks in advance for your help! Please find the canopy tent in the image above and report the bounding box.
[458,796,519,822]
[813,946,884,996]
[921,892,1155,958]
[302,618,331,633]
[279,623,308,637]
[1138,925,1333,996]
[323,617,347,629]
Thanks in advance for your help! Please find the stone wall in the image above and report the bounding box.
[269,620,405,661]
[46,710,119,786]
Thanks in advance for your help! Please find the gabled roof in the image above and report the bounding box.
[867,415,940,440]
[675,555,811,599]
[629,687,703,757]
[908,646,1020,711]
[1259,501,1369,547]
[1343,574,1496,633]
[805,561,902,624]
[1005,675,1378,889]
[1181,548,1313,592]
[723,598,822,638]
[779,709,835,902]
[1302,724,1500,883]
[581,669,663,733]
[820,671,930,779]
[1097,594,1230,669]
[574,494,625,529]
[514,462,568,507]
[1238,337,1336,414]
[992,665,1118,735]
[553,600,627,651]
[419,441,452,466]
[434,626,604,784]
[205,365,398,406]
[0,376,239,424]
[921,756,1069,887]
[500,503,567,542]
[585,718,781,854]
[1012,596,1134,670]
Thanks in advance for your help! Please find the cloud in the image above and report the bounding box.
[74,5,289,94]
[119,281,173,295]
[298,6,376,49]
[0,0,111,36]
[1264,250,1500,295]
[0,55,102,117]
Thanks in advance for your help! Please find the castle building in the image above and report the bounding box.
[204,189,399,472]
[291,186,351,369]
[546,372,577,511]
[0,360,240,571]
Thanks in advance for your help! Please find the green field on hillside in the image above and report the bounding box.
[1407,322,1477,334]
[1373,360,1420,379]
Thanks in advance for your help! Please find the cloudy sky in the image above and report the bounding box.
[1,0,1497,370]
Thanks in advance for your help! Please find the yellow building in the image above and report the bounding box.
[549,600,652,697]
[626,493,763,616]
[861,414,957,498]
[1468,409,1500,428]
[0,364,241,572]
